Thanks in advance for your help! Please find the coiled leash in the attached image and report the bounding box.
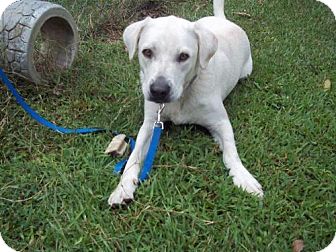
[0,68,162,181]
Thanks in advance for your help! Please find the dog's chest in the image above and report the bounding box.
[162,100,204,125]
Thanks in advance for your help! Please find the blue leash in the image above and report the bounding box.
[0,68,161,181]
[0,68,104,134]
[139,122,163,182]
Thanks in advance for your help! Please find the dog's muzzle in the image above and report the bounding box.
[149,76,171,103]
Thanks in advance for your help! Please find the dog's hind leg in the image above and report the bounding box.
[204,103,263,197]
[108,120,153,206]
[239,55,253,80]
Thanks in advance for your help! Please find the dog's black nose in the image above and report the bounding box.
[149,76,171,103]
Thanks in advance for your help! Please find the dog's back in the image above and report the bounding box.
[197,0,253,99]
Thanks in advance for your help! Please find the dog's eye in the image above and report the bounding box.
[178,53,189,62]
[142,49,153,59]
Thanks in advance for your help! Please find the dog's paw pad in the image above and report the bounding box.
[123,198,134,204]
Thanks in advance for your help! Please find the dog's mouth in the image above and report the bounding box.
[144,74,198,104]
[148,95,172,103]
[146,76,174,103]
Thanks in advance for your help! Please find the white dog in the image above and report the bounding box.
[108,0,263,206]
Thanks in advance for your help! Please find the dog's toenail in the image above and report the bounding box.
[124,198,133,204]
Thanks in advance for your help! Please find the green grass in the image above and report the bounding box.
[1,0,335,251]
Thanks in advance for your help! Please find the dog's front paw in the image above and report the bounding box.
[108,178,138,206]
[230,167,264,198]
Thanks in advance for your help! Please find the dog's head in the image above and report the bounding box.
[123,16,218,103]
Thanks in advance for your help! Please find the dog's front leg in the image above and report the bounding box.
[205,104,264,197]
[108,120,153,206]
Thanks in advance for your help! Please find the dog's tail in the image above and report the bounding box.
[213,0,226,18]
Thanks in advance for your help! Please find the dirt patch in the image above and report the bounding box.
[93,0,173,42]
[135,1,170,19]
[93,19,124,42]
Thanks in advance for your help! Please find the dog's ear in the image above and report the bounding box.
[194,22,218,69]
[123,17,151,60]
